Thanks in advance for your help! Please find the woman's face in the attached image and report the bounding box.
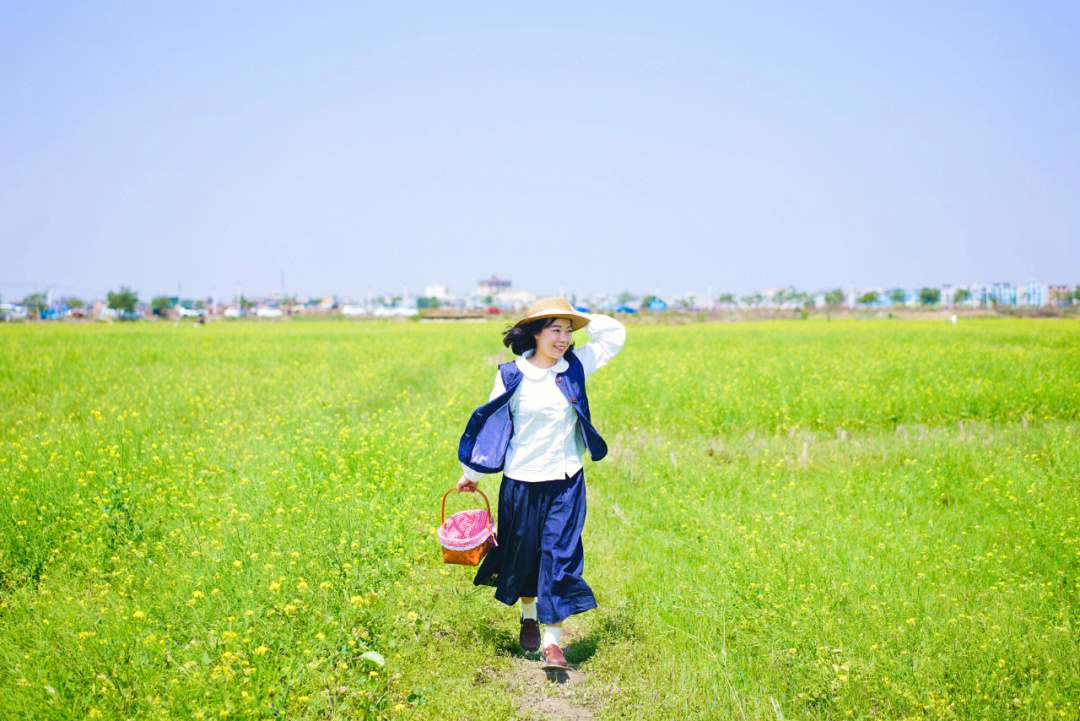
[533,318,574,360]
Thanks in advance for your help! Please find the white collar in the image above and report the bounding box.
[516,349,568,379]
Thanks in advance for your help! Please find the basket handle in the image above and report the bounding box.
[441,486,492,526]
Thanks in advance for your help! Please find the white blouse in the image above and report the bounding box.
[462,312,626,483]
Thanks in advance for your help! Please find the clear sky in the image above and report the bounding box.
[2,1,1078,301]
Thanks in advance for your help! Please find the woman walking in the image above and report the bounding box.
[456,297,625,670]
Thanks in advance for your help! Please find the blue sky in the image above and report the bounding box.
[2,1,1077,300]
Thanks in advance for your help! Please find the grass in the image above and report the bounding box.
[1,317,1078,720]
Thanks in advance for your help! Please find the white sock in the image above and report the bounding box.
[542,625,562,649]
[520,600,537,621]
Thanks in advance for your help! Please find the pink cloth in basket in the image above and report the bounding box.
[438,509,496,551]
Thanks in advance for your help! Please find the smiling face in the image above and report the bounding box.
[532,317,574,362]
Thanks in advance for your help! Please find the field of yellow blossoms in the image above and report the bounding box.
[1,317,1078,720]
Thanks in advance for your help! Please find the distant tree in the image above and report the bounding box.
[640,294,658,310]
[24,293,47,319]
[239,295,253,311]
[919,287,941,306]
[61,296,84,309]
[953,288,971,304]
[791,291,812,308]
[678,297,693,309]
[151,296,172,316]
[417,296,442,309]
[106,286,138,313]
[1072,287,1080,304]
[888,288,907,305]
[276,295,297,314]
[740,293,763,307]
[718,293,735,304]
[194,299,206,309]
[617,290,635,306]
[857,290,880,305]
[824,288,845,307]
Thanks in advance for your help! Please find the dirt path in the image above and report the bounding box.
[502,631,597,721]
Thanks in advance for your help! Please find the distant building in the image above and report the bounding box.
[490,290,532,311]
[476,275,511,296]
[1021,281,1048,307]
[989,282,1017,306]
[424,284,452,302]
[940,284,956,306]
[965,284,987,307]
[1048,285,1074,307]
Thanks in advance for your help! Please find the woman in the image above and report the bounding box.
[456,297,626,670]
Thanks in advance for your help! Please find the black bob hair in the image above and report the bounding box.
[502,316,576,357]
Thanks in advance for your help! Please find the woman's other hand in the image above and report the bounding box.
[457,476,478,493]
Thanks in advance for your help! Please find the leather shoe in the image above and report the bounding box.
[541,643,568,670]
[519,617,540,653]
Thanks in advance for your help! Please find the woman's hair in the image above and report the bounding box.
[502,317,576,357]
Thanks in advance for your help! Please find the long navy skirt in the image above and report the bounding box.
[473,468,597,624]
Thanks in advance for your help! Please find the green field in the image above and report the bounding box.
[2,318,1079,720]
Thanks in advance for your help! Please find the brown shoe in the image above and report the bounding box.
[541,643,568,670]
[519,617,540,653]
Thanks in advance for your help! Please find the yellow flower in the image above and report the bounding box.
[132,610,145,619]
[254,645,269,656]
[269,582,281,593]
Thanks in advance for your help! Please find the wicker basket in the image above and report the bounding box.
[438,487,497,566]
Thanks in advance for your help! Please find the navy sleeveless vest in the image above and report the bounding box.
[458,350,608,474]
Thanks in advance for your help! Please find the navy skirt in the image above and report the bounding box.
[473,468,597,624]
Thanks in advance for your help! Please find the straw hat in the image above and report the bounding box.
[513,297,590,332]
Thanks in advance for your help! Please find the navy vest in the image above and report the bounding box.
[458,350,608,474]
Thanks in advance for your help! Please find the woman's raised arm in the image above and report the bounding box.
[575,313,626,377]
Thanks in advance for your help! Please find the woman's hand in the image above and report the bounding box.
[457,476,478,493]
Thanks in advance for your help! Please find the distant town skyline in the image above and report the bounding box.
[3,3,1078,301]
[4,275,1075,309]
